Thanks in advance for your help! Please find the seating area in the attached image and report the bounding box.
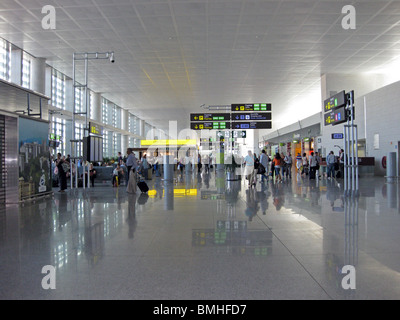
[52,164,129,186]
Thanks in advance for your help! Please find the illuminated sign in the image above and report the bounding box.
[49,133,61,141]
[147,189,197,197]
[141,139,197,146]
[232,112,271,121]
[332,133,344,139]
[231,103,271,112]
[190,122,230,130]
[190,113,231,121]
[232,131,246,138]
[232,122,272,129]
[89,122,103,136]
[216,131,247,138]
[324,106,347,126]
[324,91,346,112]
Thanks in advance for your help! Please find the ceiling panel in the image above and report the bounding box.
[0,0,399,132]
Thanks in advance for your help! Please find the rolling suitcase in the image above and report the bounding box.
[309,168,316,179]
[137,179,149,193]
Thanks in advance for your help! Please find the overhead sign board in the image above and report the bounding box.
[232,122,272,130]
[89,122,103,136]
[324,106,347,126]
[141,139,197,146]
[217,131,246,138]
[232,112,271,121]
[190,113,231,121]
[324,91,346,113]
[231,103,271,112]
[190,122,230,130]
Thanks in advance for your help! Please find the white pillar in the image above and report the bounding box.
[121,135,129,155]
[121,109,129,131]
[65,79,74,112]
[140,119,145,137]
[91,92,102,122]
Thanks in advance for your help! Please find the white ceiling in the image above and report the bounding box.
[1,0,400,132]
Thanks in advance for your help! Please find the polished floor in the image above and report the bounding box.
[1,168,400,300]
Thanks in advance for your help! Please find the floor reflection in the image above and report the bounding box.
[1,172,400,299]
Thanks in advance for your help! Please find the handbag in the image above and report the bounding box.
[257,163,266,175]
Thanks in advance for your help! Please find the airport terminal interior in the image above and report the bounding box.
[1,0,400,300]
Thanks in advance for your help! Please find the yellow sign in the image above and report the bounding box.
[146,189,197,197]
[141,139,197,146]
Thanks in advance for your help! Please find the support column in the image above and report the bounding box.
[121,109,129,131]
[121,135,129,155]
[65,79,74,113]
[140,119,145,137]
[91,92,102,122]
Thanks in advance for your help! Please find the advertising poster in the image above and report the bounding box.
[18,117,51,199]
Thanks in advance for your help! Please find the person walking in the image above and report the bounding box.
[244,150,256,188]
[273,153,283,183]
[301,153,309,176]
[295,153,302,173]
[309,152,317,179]
[141,154,149,180]
[89,163,97,187]
[117,151,123,165]
[56,153,68,192]
[315,151,321,179]
[197,153,202,173]
[338,149,345,179]
[259,149,270,183]
[284,153,292,179]
[125,148,138,183]
[326,151,336,180]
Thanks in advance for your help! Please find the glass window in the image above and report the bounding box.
[113,133,121,157]
[89,90,94,119]
[103,130,109,159]
[21,53,31,89]
[74,84,84,113]
[74,123,84,157]
[51,70,66,109]
[0,39,11,81]
[51,116,66,156]
[102,98,109,125]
